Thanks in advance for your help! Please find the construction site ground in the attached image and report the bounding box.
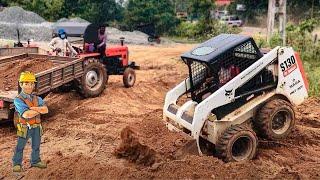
[0,44,320,179]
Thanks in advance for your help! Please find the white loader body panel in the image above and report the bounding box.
[276,47,308,105]
[163,46,308,154]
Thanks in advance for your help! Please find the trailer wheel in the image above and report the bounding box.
[123,68,136,88]
[255,99,295,140]
[78,58,107,98]
[216,124,258,162]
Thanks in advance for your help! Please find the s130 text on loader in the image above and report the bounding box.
[163,34,308,162]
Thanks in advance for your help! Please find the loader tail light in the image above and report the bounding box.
[0,100,4,108]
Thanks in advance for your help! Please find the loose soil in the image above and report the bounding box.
[0,44,319,179]
[0,57,54,91]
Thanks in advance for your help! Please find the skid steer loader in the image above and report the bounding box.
[163,34,309,162]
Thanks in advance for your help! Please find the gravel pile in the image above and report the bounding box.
[0,22,53,41]
[107,27,174,45]
[0,6,53,41]
[57,17,89,23]
[0,6,173,45]
[0,6,46,24]
[107,27,149,45]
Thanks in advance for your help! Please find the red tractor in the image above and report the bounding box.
[68,24,139,97]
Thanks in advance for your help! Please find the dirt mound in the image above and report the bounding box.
[0,45,320,179]
[115,109,191,166]
[0,57,54,90]
[115,126,158,166]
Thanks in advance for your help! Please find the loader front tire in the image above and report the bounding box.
[216,124,258,162]
[78,58,107,98]
[255,99,295,140]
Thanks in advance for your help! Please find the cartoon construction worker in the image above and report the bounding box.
[12,71,48,172]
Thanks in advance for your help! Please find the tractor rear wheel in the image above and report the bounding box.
[123,68,136,88]
[216,124,258,162]
[77,58,107,98]
[255,99,295,140]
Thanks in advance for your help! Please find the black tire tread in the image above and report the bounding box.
[123,68,136,88]
[255,99,295,140]
[77,58,107,98]
[216,124,257,162]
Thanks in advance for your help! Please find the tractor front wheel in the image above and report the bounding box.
[123,68,136,88]
[78,58,107,98]
[216,124,258,162]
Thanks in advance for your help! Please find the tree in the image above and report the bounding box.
[5,0,64,21]
[227,0,320,23]
[189,0,215,21]
[227,0,268,24]
[124,0,178,35]
[4,0,124,23]
[60,0,124,23]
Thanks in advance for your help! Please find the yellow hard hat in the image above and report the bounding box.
[19,71,37,83]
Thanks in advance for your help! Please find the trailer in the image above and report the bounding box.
[0,53,107,124]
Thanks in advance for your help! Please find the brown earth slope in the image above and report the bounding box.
[0,44,319,179]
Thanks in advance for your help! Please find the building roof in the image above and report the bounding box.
[216,0,232,6]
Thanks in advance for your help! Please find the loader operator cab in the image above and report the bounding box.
[181,34,277,117]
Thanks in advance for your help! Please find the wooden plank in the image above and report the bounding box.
[0,54,28,65]
[35,58,84,77]
[0,108,10,119]
[0,47,39,56]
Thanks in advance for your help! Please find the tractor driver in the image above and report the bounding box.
[49,28,78,57]
[96,24,107,57]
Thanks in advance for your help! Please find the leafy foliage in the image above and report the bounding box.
[189,0,215,21]
[259,19,320,96]
[123,0,178,35]
[175,19,240,41]
[3,0,124,23]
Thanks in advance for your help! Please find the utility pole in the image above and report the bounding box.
[267,0,287,45]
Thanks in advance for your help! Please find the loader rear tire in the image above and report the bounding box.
[255,99,295,140]
[216,124,258,162]
[123,68,136,88]
[78,58,107,98]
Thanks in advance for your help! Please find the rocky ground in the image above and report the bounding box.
[0,44,319,179]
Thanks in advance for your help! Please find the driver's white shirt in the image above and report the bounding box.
[48,37,77,56]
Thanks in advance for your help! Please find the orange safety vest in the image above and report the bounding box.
[16,95,41,125]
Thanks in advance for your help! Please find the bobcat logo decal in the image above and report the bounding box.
[225,89,233,97]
